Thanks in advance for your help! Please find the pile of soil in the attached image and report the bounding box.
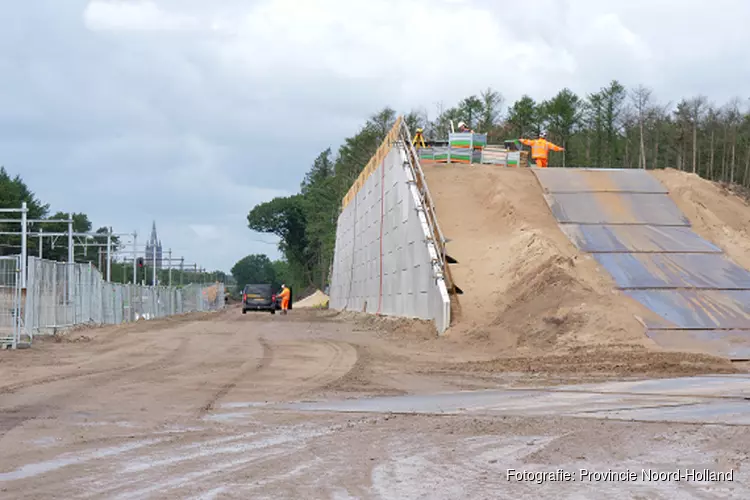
[294,290,330,309]
[422,164,659,352]
[652,168,750,269]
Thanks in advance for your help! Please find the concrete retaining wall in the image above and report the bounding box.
[330,135,450,333]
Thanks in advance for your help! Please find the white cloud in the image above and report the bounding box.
[3,0,750,272]
[84,0,200,32]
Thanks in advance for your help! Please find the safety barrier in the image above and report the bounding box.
[21,256,224,342]
[330,117,452,333]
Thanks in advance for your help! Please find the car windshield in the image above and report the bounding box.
[244,285,271,295]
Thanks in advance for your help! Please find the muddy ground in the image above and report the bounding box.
[0,307,747,499]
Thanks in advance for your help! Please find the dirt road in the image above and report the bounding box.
[1,308,747,498]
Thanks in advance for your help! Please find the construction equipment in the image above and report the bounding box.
[412,128,426,149]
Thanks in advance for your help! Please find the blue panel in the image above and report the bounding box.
[534,168,668,193]
[544,193,690,225]
[560,225,721,253]
[646,329,750,361]
[595,253,750,289]
[533,168,750,358]
[625,290,750,329]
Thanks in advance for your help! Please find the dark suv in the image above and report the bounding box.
[242,284,277,314]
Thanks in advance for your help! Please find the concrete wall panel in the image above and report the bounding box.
[330,141,451,333]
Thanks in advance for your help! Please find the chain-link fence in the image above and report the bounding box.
[22,256,225,341]
[0,256,22,349]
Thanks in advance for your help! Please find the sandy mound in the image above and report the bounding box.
[295,290,330,309]
[422,164,659,352]
[651,168,750,269]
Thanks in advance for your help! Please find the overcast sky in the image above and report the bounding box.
[2,0,749,272]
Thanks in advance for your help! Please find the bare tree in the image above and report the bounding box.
[704,105,719,180]
[621,106,636,168]
[687,95,708,174]
[649,102,671,170]
[630,84,653,169]
[725,98,743,183]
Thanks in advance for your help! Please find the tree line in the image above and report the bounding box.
[229,254,290,294]
[423,81,750,179]
[246,81,750,293]
[0,167,223,286]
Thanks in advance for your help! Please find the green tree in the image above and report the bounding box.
[333,122,382,191]
[0,167,49,256]
[507,96,540,138]
[301,150,338,289]
[404,110,426,137]
[231,254,278,291]
[368,107,397,140]
[458,95,483,130]
[585,90,605,166]
[602,80,627,167]
[271,259,292,287]
[247,195,312,286]
[540,88,582,167]
[40,211,92,262]
[429,106,462,139]
[477,87,504,135]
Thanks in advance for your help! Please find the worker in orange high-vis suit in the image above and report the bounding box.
[519,132,564,168]
[279,284,291,315]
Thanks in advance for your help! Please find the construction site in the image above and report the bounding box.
[2,118,750,498]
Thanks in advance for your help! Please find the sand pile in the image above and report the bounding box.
[652,168,750,269]
[204,285,218,303]
[295,290,330,309]
[422,164,658,352]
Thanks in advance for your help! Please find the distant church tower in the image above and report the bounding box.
[144,221,163,269]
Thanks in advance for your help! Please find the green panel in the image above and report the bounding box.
[449,148,472,163]
[472,134,488,147]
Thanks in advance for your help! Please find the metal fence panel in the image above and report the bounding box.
[0,256,21,349]
[22,257,225,339]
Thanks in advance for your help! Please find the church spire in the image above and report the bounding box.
[150,221,158,243]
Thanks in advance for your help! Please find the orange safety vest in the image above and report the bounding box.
[519,138,563,160]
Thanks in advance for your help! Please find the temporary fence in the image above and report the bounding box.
[0,256,22,349]
[480,146,508,166]
[448,132,487,149]
[21,256,225,342]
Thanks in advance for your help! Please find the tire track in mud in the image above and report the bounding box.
[0,336,191,396]
[198,337,273,416]
[197,336,359,413]
[250,336,360,401]
[291,339,356,395]
[0,337,193,437]
[0,326,200,395]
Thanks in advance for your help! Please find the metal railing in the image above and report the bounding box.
[397,121,454,291]
[21,256,225,342]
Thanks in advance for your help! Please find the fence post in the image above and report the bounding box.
[24,257,34,340]
[52,263,57,330]
[106,230,112,282]
[21,202,27,289]
[132,232,137,285]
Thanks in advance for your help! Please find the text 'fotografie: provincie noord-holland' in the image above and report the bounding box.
[506,469,734,483]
